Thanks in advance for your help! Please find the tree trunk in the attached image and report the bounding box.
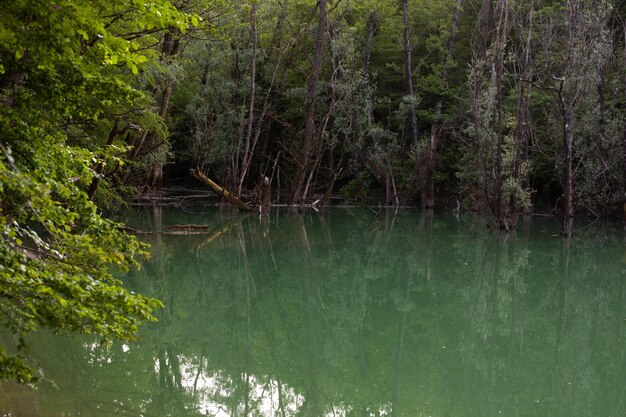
[563,107,575,238]
[364,11,377,86]
[290,0,327,205]
[362,11,397,205]
[492,0,510,230]
[364,11,377,128]
[239,2,288,204]
[237,3,258,196]
[229,40,244,189]
[595,70,611,217]
[514,6,533,201]
[561,0,579,238]
[191,168,254,211]
[358,12,378,146]
[472,0,492,215]
[402,0,419,152]
[425,0,463,209]
[149,31,181,192]
[622,23,626,228]
[122,30,180,189]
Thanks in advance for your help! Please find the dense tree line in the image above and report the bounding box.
[158,0,624,238]
[83,0,623,237]
[3,0,623,234]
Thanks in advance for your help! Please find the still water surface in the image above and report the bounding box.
[1,208,625,417]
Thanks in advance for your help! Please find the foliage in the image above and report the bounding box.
[4,0,616,224]
[0,0,196,383]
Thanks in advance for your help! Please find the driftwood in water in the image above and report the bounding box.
[119,225,214,235]
[190,168,254,211]
[164,224,210,231]
[161,230,211,235]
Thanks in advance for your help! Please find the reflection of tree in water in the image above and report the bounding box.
[455,221,626,417]
[2,209,625,417]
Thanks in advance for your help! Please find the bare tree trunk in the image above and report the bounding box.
[562,105,575,239]
[191,168,254,211]
[237,3,258,196]
[240,2,288,205]
[470,0,511,229]
[318,23,344,210]
[561,0,579,238]
[622,23,626,228]
[364,11,377,89]
[402,0,420,178]
[425,0,463,209]
[596,69,611,217]
[386,174,393,205]
[362,11,397,205]
[290,0,327,205]
[229,40,244,189]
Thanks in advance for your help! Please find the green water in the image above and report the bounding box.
[1,208,625,417]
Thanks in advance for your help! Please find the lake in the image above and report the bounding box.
[1,207,625,416]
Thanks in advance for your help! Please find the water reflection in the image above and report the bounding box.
[156,358,304,416]
[1,208,625,417]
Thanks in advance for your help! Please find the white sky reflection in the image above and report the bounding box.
[150,355,392,416]
[153,355,304,416]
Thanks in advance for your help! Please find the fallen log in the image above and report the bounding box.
[161,230,212,235]
[164,224,211,230]
[118,226,213,235]
[190,168,254,211]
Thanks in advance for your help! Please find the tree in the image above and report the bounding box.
[529,0,616,236]
[40,0,623,225]
[0,0,195,383]
[560,0,582,237]
[401,0,421,201]
[459,0,535,229]
[290,0,329,205]
[424,0,463,209]
[623,18,626,228]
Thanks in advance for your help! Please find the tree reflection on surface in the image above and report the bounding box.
[1,208,624,417]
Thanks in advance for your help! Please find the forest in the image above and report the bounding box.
[90,0,626,236]
[1,0,626,385]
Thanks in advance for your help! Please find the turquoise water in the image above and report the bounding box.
[1,208,625,416]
